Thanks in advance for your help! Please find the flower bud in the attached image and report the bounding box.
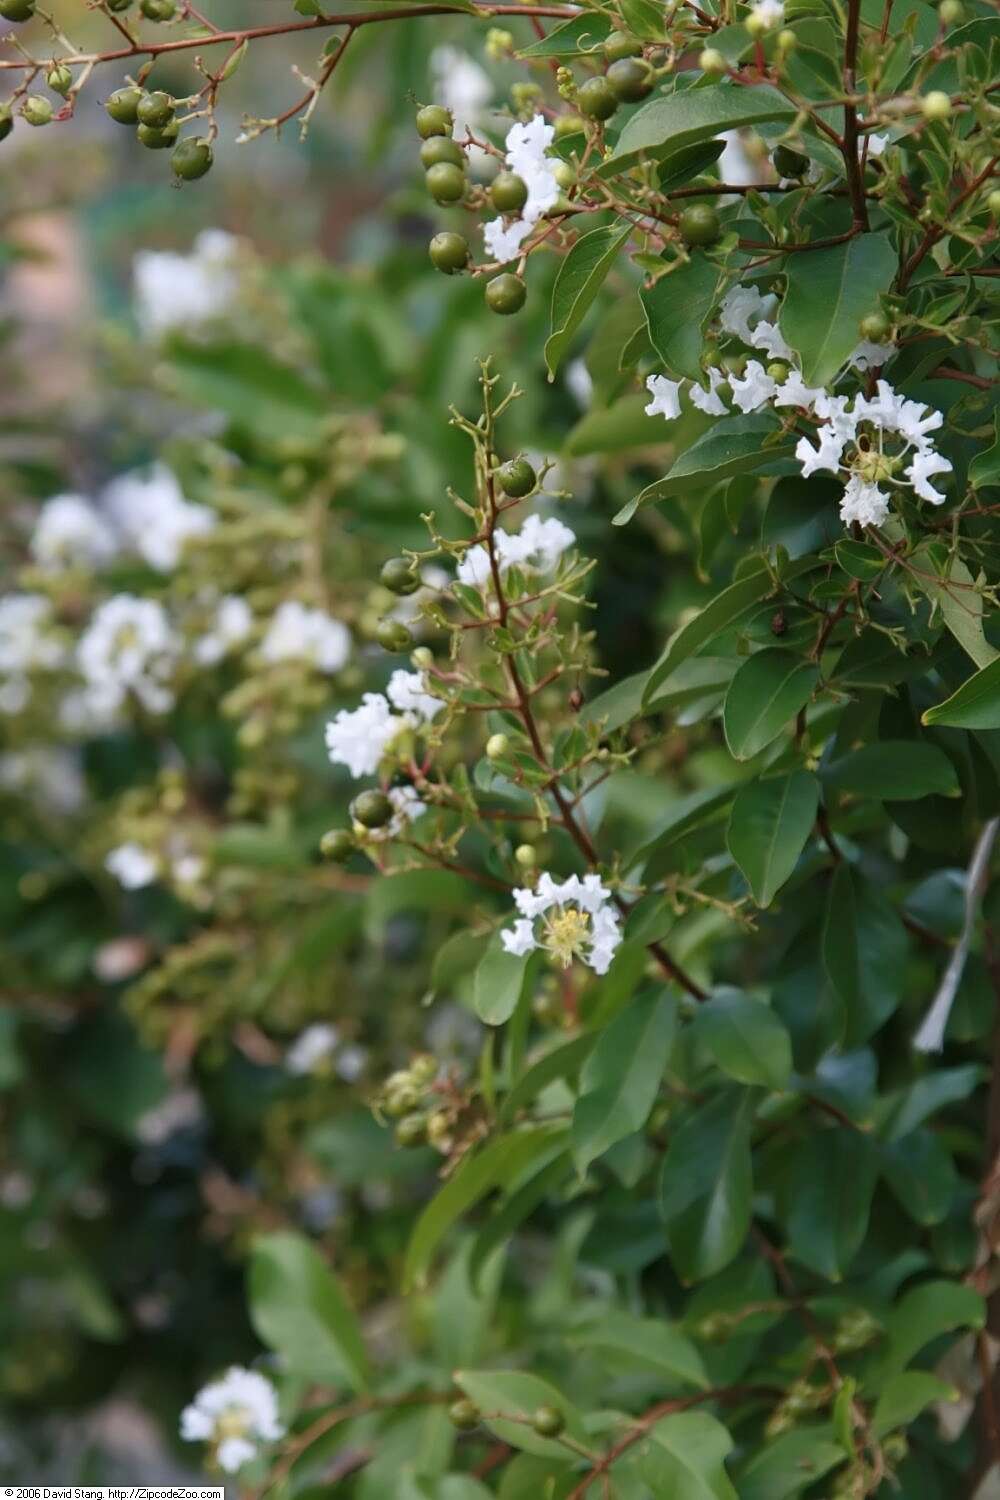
[698,48,727,73]
[921,90,952,120]
[486,733,509,760]
[449,1399,480,1430]
[375,618,414,652]
[320,829,355,863]
[515,844,537,867]
[411,646,434,669]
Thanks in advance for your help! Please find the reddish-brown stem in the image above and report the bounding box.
[842,0,871,232]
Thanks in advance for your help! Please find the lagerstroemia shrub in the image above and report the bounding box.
[2,0,1000,1494]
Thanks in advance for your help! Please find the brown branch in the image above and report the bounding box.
[841,0,871,232]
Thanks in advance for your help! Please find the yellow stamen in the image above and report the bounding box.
[215,1409,250,1441]
[541,906,591,968]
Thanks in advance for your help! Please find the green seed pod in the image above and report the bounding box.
[603,29,643,60]
[47,64,73,96]
[988,189,1000,217]
[859,311,891,341]
[21,94,53,126]
[419,135,464,169]
[137,118,179,148]
[766,361,789,382]
[577,76,619,121]
[106,86,143,124]
[171,136,213,180]
[428,230,469,274]
[141,0,177,16]
[678,203,721,246]
[606,57,655,102]
[532,1406,565,1438]
[425,161,466,204]
[921,89,951,120]
[485,273,526,316]
[350,789,394,829]
[772,143,810,178]
[409,1053,438,1084]
[553,113,586,138]
[0,0,36,19]
[106,0,134,10]
[384,1085,421,1117]
[136,90,174,128]
[395,1112,428,1146]
[320,829,355,863]
[375,618,415,652]
[490,170,529,212]
[380,557,421,595]
[416,103,453,139]
[497,456,536,497]
[448,1399,481,1431]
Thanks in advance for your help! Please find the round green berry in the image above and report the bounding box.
[606,57,654,102]
[171,136,213,180]
[766,361,789,382]
[137,118,179,148]
[772,143,810,178]
[141,0,176,16]
[858,311,891,342]
[420,135,464,169]
[384,1084,421,1117]
[938,0,963,20]
[988,189,1000,217]
[136,90,174,127]
[21,95,52,126]
[449,1399,481,1431]
[532,1406,565,1438]
[416,103,452,139]
[515,843,537,867]
[47,64,73,96]
[429,230,469,274]
[320,829,355,863]
[380,557,421,595]
[603,29,643,60]
[350,789,394,829]
[425,161,466,204]
[678,203,721,246]
[699,47,727,73]
[921,89,952,121]
[106,0,133,10]
[106,86,143,124]
[0,105,12,143]
[497,456,536,497]
[553,113,586,138]
[577,76,618,121]
[375,618,415,652]
[486,733,510,760]
[485,273,526,315]
[490,170,529,213]
[0,0,36,19]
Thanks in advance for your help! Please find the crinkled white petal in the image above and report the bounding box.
[749,320,794,361]
[906,447,952,504]
[719,283,777,342]
[688,367,729,416]
[728,360,778,413]
[484,215,533,263]
[839,473,891,528]
[500,918,538,957]
[849,339,895,372]
[796,430,847,478]
[386,669,441,722]
[217,1437,258,1473]
[325,694,415,779]
[645,373,682,421]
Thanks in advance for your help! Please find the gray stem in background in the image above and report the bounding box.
[914,817,1000,1054]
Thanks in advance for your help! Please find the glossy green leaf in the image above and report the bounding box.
[784,1128,878,1279]
[923,655,1000,729]
[694,989,792,1090]
[880,1129,957,1225]
[620,414,793,522]
[453,1369,586,1459]
[823,740,960,799]
[568,1308,709,1389]
[779,233,897,385]
[872,1372,958,1437]
[545,224,631,378]
[248,1230,369,1390]
[737,1426,844,1499]
[723,649,819,760]
[821,864,908,1044]
[474,934,531,1025]
[727,771,820,908]
[640,256,721,381]
[498,1033,596,1126]
[879,1279,985,1378]
[603,82,795,176]
[572,991,677,1172]
[660,1089,753,1281]
[635,1411,737,1499]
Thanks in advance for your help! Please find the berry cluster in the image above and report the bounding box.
[105,85,213,180]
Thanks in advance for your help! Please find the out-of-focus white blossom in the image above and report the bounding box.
[749,0,784,26]
[103,464,215,573]
[133,229,239,337]
[136,1086,204,1144]
[0,593,65,713]
[325,693,416,779]
[77,594,180,717]
[30,494,118,573]
[179,1366,283,1473]
[106,841,159,890]
[335,1043,368,1081]
[718,130,760,187]
[0,746,86,813]
[259,600,350,673]
[565,358,594,409]
[286,1022,340,1076]
[501,872,622,975]
[387,669,441,722]
[193,595,254,666]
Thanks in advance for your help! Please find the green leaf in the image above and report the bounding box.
[635,1411,737,1499]
[660,1089,753,1281]
[603,82,795,177]
[821,865,908,1044]
[640,257,721,381]
[516,13,612,57]
[404,1125,567,1289]
[694,989,792,1090]
[923,656,1000,729]
[779,233,897,385]
[248,1230,369,1391]
[498,1033,595,1126]
[969,411,1000,490]
[572,991,677,1172]
[737,1426,844,1500]
[823,739,960,799]
[723,649,819,760]
[727,772,820,908]
[579,669,648,733]
[872,1372,958,1437]
[784,1128,878,1280]
[162,337,328,439]
[620,414,793,522]
[474,935,531,1026]
[879,1279,985,1378]
[453,1370,586,1460]
[910,547,998,669]
[568,1309,709,1389]
[545,224,631,378]
[880,1129,957,1225]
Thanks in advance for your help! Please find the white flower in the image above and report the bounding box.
[689,367,730,416]
[30,494,118,572]
[286,1022,340,1076]
[325,693,414,779]
[749,320,794,361]
[866,132,889,156]
[77,594,180,717]
[750,0,784,26]
[795,428,849,478]
[136,1086,203,1145]
[484,114,560,263]
[729,360,778,413]
[133,229,239,337]
[387,669,442,722]
[839,473,891,528]
[457,514,575,587]
[179,1366,283,1473]
[565,358,594,409]
[719,283,777,342]
[193,595,253,666]
[102,464,215,573]
[259,601,350,673]
[773,369,825,409]
[854,379,943,448]
[430,46,492,141]
[0,746,86,813]
[500,871,622,976]
[718,130,760,188]
[0,594,65,712]
[106,842,159,890]
[335,1043,368,1081]
[644,373,682,421]
[906,447,953,504]
[849,339,895,372]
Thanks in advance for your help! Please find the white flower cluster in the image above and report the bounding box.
[77,595,181,719]
[285,1021,369,1080]
[749,0,784,26]
[192,594,254,666]
[325,670,442,779]
[501,872,623,976]
[484,115,561,264]
[457,514,576,588]
[179,1366,283,1473]
[0,745,85,813]
[259,600,351,673]
[103,464,216,573]
[0,594,65,714]
[30,494,118,573]
[133,229,239,338]
[644,283,949,529]
[105,841,159,890]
